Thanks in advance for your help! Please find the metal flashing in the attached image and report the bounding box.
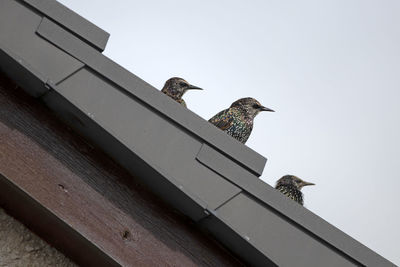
[0,44,47,97]
[0,1,395,266]
[21,0,110,51]
[36,15,267,177]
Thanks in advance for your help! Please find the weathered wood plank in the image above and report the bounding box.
[0,73,242,266]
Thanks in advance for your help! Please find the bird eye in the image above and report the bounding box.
[179,82,187,87]
[253,104,260,109]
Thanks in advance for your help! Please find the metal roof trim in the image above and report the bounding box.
[0,1,395,266]
[21,0,109,52]
[35,16,267,177]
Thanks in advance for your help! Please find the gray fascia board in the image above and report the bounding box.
[35,16,267,177]
[199,215,278,267]
[20,0,109,52]
[0,44,48,97]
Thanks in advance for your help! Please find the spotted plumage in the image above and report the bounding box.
[208,97,274,144]
[275,175,315,206]
[161,77,202,107]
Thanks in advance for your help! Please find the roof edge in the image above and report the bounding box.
[21,0,109,52]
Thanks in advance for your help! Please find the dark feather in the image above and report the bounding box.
[208,109,234,131]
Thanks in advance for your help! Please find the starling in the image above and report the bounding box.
[208,97,274,144]
[275,175,315,206]
[161,77,203,107]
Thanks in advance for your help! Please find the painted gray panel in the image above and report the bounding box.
[41,89,208,221]
[54,68,241,210]
[35,17,267,177]
[22,0,109,51]
[0,45,46,97]
[0,0,84,89]
[217,193,357,267]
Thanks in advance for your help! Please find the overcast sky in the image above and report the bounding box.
[59,0,400,264]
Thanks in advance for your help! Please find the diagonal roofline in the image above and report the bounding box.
[0,1,395,266]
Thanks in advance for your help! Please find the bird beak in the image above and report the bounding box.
[186,85,203,91]
[260,105,275,112]
[301,181,315,187]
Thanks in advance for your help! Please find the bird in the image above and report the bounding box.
[208,97,274,144]
[161,77,203,107]
[275,175,315,206]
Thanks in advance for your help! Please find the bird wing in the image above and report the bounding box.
[208,109,234,131]
[177,99,187,107]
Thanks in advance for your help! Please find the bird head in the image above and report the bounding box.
[161,77,203,100]
[275,175,315,191]
[230,97,274,119]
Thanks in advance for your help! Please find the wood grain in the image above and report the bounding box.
[0,73,243,267]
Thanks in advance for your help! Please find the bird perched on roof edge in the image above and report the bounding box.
[161,77,203,107]
[275,175,315,206]
[208,97,274,144]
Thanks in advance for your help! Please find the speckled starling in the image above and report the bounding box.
[275,175,315,206]
[161,77,203,107]
[208,97,274,144]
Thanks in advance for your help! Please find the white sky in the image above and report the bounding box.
[59,0,400,264]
